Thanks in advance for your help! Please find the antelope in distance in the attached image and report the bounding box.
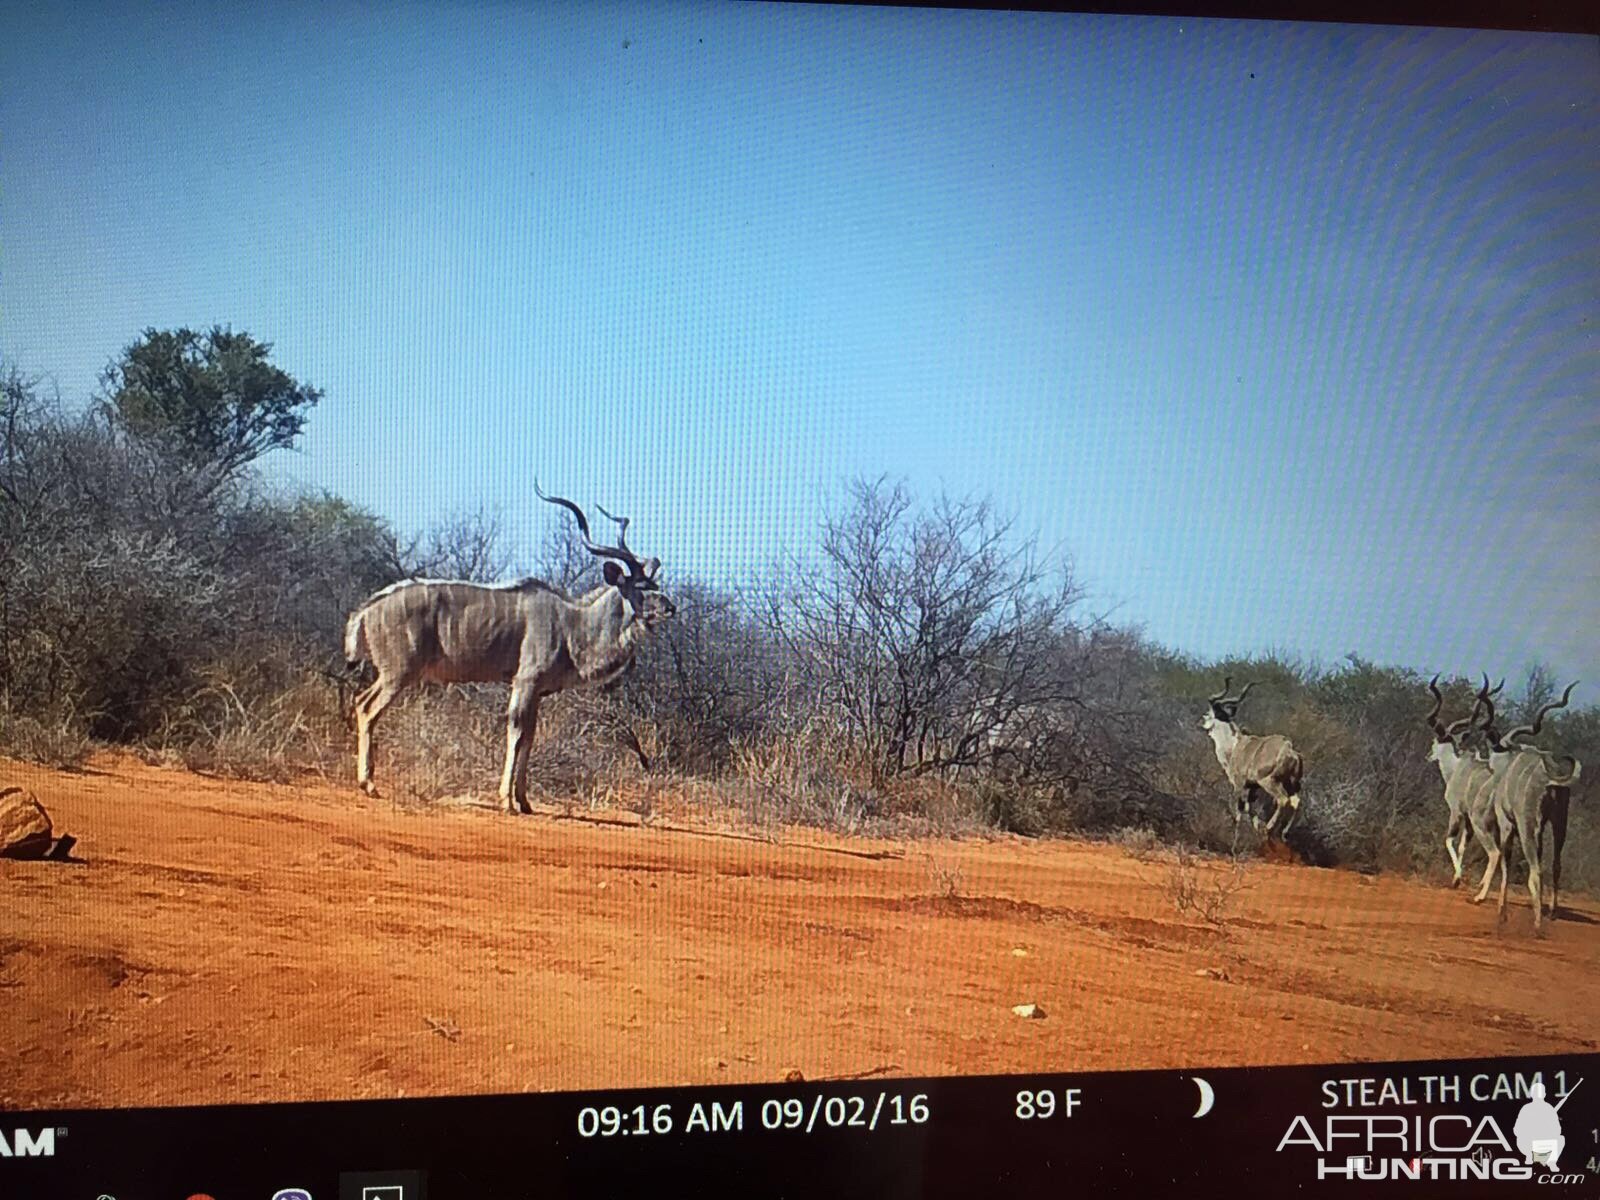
[1424,674,1502,886]
[1482,681,1582,930]
[343,486,676,814]
[1200,677,1305,840]
[1434,675,1508,905]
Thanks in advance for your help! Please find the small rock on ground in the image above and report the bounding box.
[0,786,53,859]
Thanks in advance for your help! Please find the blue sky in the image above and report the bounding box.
[3,4,1597,685]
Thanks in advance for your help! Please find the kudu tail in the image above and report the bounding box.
[343,607,370,669]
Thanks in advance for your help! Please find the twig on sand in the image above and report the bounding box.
[423,1016,461,1042]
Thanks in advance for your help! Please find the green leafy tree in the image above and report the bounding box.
[102,326,321,478]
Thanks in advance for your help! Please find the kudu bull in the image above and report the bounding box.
[1424,674,1502,886]
[1200,677,1305,840]
[1431,675,1506,904]
[343,486,675,813]
[1481,681,1581,930]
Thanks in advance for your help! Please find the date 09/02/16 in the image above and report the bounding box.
[577,1093,932,1138]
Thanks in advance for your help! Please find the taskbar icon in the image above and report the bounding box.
[340,1168,427,1200]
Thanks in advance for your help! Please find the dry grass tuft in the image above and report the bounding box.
[0,710,93,770]
[921,850,965,899]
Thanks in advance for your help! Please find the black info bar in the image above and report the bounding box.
[4,1053,1595,1198]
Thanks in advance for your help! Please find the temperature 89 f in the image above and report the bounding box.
[1015,1089,1082,1120]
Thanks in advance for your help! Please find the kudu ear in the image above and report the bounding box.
[642,557,660,580]
[602,561,625,586]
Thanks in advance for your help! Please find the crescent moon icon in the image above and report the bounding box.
[1192,1076,1215,1118]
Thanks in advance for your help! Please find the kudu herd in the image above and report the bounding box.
[1425,675,1582,931]
[343,486,674,814]
[339,489,1586,933]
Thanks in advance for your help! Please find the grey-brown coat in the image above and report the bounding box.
[1201,678,1305,837]
[1481,682,1581,930]
[1425,674,1503,887]
[343,490,674,813]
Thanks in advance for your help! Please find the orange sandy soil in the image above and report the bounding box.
[2,753,1597,1110]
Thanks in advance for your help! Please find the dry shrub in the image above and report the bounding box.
[357,687,651,809]
[922,850,964,899]
[0,709,93,770]
[730,732,880,835]
[1281,701,1359,769]
[371,688,505,803]
[156,676,347,782]
[1150,742,1241,850]
[1164,845,1251,925]
[1202,857,1252,923]
[879,774,987,835]
[1164,846,1202,914]
[1111,826,1162,862]
[970,777,1067,838]
[725,728,1011,839]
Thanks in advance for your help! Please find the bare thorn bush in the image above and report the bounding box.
[922,851,964,899]
[1165,844,1250,925]
[1201,855,1252,924]
[1165,845,1202,916]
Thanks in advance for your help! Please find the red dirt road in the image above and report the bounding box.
[3,754,1597,1110]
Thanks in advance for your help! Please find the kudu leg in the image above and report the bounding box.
[1262,800,1282,834]
[354,676,410,797]
[351,681,379,788]
[512,698,541,814]
[1469,816,1500,903]
[1517,812,1543,933]
[1445,813,1465,885]
[499,689,540,815]
[1265,789,1301,837]
[1496,818,1534,927]
[1243,785,1264,832]
[1525,859,1543,933]
[1495,840,1510,923]
[1543,793,1567,921]
[1262,785,1295,836]
[1472,846,1501,904]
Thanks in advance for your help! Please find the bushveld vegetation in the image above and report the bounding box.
[3,333,1596,894]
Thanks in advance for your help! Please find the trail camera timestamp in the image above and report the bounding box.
[575,1093,932,1138]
